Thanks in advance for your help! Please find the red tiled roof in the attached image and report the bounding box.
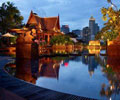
[27,11,60,31]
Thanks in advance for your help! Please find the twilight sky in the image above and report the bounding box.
[0,0,119,31]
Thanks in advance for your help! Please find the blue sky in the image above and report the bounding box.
[0,0,118,31]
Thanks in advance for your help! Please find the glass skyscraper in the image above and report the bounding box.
[89,16,99,40]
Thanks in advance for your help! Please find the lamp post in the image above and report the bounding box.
[107,0,118,11]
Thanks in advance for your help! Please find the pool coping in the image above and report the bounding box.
[0,56,96,100]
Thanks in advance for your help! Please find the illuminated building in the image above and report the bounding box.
[10,11,63,44]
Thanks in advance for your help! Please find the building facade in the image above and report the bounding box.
[82,27,91,43]
[10,11,62,44]
[95,23,99,35]
[27,11,62,44]
[89,16,99,40]
[61,25,70,34]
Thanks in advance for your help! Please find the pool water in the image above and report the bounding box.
[5,55,120,100]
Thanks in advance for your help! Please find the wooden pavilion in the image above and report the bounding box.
[10,11,62,44]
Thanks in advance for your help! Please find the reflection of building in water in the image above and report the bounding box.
[8,57,62,84]
[14,57,62,84]
[81,50,89,65]
[61,60,69,67]
[16,59,37,84]
[82,55,89,65]
[38,57,61,79]
[88,56,98,76]
[73,57,82,62]
[88,48,100,54]
[81,55,98,76]
[61,56,82,67]
[100,56,120,99]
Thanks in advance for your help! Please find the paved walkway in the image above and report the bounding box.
[0,56,96,100]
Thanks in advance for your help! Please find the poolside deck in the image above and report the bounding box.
[0,56,96,100]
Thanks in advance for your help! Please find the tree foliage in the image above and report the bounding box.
[50,35,74,45]
[65,32,78,38]
[95,0,120,41]
[0,2,24,34]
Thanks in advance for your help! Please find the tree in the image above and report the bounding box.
[50,35,74,45]
[95,0,120,41]
[65,32,78,38]
[0,2,24,34]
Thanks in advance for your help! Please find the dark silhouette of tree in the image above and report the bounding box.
[0,2,23,34]
[65,32,78,38]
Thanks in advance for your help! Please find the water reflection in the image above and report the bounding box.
[16,59,37,84]
[5,54,120,100]
[100,56,120,99]
[14,58,62,83]
[38,58,60,79]
[88,48,100,54]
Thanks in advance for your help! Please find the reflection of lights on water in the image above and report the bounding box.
[60,60,64,64]
[109,97,112,100]
[59,51,61,53]
[53,64,56,69]
[100,67,103,71]
[39,64,42,72]
[110,86,113,90]
[89,71,94,77]
[106,65,109,68]
[102,83,106,88]
[55,50,65,54]
[88,49,100,54]
[64,62,68,67]
[85,56,87,59]
[109,80,112,84]
[104,59,106,63]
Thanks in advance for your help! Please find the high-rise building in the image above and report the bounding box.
[89,16,99,40]
[89,16,95,35]
[82,27,91,43]
[95,23,99,35]
[61,25,70,34]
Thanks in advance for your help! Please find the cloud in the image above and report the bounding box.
[47,0,71,4]
[0,0,113,30]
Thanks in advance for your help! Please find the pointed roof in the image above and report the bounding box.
[9,28,29,33]
[27,11,60,31]
[90,16,95,21]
